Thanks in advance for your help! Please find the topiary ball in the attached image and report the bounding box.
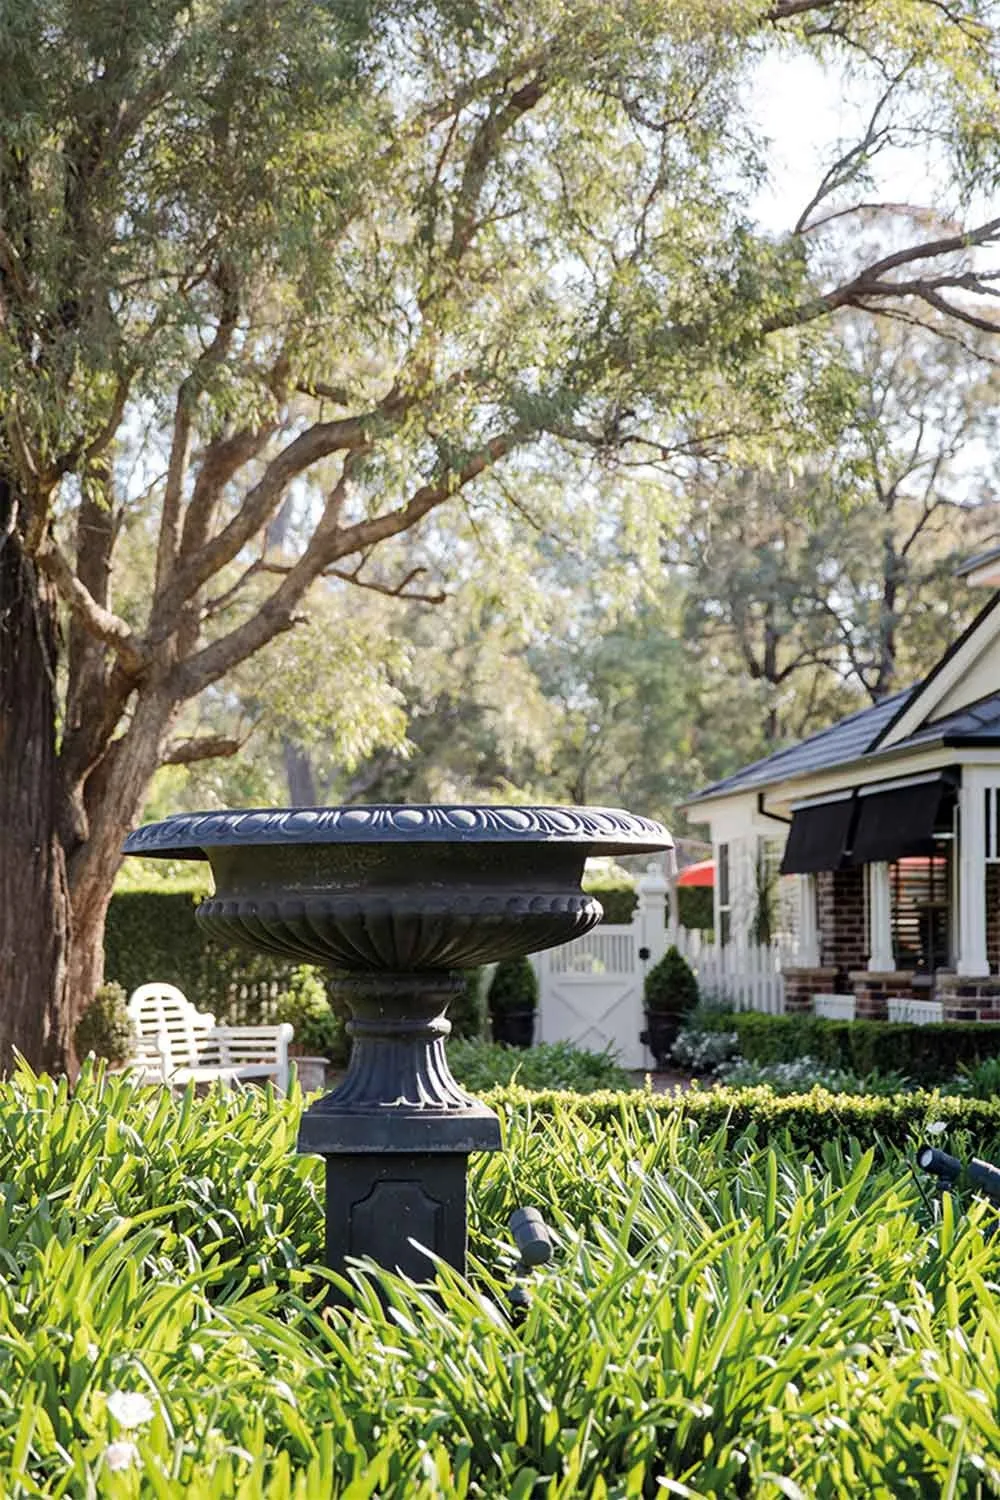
[644,945,699,1016]
[74,981,134,1065]
[487,955,539,1014]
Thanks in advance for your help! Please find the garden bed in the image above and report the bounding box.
[4,1059,1000,1495]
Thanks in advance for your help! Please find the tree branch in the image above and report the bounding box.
[36,538,144,673]
[173,428,528,699]
[154,258,241,595]
[162,734,243,765]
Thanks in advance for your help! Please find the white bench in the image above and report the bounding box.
[127,983,294,1093]
[813,993,857,1021]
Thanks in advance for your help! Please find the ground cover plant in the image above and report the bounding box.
[448,1040,631,1095]
[6,1062,1000,1495]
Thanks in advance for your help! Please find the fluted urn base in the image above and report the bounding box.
[298,975,501,1154]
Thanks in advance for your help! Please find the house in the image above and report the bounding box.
[683,550,1000,1023]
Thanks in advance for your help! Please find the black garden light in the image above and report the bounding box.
[124,804,672,1289]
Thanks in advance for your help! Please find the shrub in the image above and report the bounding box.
[487,954,538,1013]
[73,981,133,1064]
[671,1025,740,1075]
[274,966,347,1063]
[952,1054,1000,1099]
[643,943,699,1015]
[447,1038,632,1093]
[731,1011,1000,1085]
[717,1054,912,1096]
[448,968,487,1038]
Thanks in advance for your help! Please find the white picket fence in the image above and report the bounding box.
[535,885,784,1068]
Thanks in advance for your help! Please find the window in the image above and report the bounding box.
[890,849,951,973]
[717,843,731,947]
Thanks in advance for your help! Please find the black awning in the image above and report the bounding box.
[848,776,954,865]
[779,796,857,875]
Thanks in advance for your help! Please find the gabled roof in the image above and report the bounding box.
[898,689,1000,750]
[690,682,1000,806]
[690,583,1000,808]
[872,592,1000,751]
[688,687,915,803]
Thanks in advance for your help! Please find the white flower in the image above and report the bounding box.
[927,1120,948,1136]
[107,1391,155,1428]
[103,1441,141,1472]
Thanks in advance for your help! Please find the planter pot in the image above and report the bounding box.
[490,1007,536,1049]
[640,1013,681,1069]
[290,1055,329,1093]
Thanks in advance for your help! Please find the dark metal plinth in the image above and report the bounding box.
[325,1153,472,1284]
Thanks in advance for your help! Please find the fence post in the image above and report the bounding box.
[635,862,669,969]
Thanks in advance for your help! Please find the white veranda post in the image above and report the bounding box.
[797,874,820,967]
[958,769,992,978]
[868,862,895,972]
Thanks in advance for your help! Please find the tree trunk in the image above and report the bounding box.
[0,509,72,1073]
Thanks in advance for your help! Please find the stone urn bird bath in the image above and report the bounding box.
[124,804,672,1285]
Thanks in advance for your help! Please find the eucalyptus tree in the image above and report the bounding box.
[682,316,999,744]
[2,0,1000,1068]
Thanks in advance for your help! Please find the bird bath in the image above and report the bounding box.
[124,804,672,1285]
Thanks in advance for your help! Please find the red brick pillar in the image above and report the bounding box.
[850,971,916,1021]
[783,966,839,1014]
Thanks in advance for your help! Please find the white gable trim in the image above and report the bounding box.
[876,595,1000,750]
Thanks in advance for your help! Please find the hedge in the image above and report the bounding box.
[727,1011,1000,1085]
[104,887,296,1019]
[483,1081,1000,1153]
[583,879,713,929]
[104,886,485,1041]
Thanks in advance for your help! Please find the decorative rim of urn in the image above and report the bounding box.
[123,802,672,857]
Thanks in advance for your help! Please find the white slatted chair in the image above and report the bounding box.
[127,983,294,1093]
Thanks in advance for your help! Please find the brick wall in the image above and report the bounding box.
[783,966,838,1014]
[849,969,916,1021]
[938,974,1000,1023]
[818,866,867,977]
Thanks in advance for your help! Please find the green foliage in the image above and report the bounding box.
[274,967,347,1065]
[10,1062,1000,1493]
[718,1054,912,1096]
[486,955,538,1014]
[105,887,302,1023]
[678,883,713,930]
[448,1039,631,1093]
[730,1012,1000,1086]
[73,983,132,1065]
[483,1082,1000,1154]
[447,969,488,1040]
[953,1055,1000,1100]
[582,877,637,924]
[643,943,699,1015]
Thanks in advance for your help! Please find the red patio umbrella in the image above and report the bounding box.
[677,858,714,887]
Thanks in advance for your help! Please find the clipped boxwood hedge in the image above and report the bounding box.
[583,879,713,929]
[728,1011,1000,1086]
[484,1082,1000,1153]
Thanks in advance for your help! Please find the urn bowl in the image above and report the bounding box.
[123,803,673,971]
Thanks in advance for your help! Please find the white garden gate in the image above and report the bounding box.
[534,866,785,1068]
